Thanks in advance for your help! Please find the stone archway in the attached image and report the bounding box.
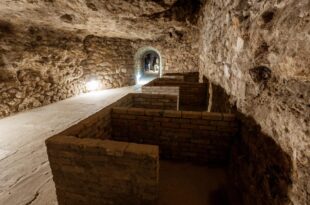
[134,46,163,84]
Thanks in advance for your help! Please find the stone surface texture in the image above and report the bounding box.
[0,21,199,118]
[0,0,309,204]
[198,0,310,204]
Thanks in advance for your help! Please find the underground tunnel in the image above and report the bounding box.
[0,0,309,205]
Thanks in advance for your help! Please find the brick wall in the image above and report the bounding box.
[163,72,199,82]
[59,93,133,139]
[203,77,233,113]
[111,108,238,164]
[141,81,180,97]
[58,93,178,139]
[161,75,184,81]
[131,93,178,110]
[46,136,159,205]
[142,78,208,111]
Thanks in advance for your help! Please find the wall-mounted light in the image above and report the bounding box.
[86,79,101,92]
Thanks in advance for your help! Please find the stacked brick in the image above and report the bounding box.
[58,93,133,139]
[111,108,238,164]
[46,136,159,205]
[46,92,181,204]
[46,91,238,205]
[141,81,179,96]
[142,78,208,111]
[163,72,199,82]
[132,93,178,110]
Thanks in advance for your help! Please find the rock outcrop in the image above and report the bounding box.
[198,0,310,204]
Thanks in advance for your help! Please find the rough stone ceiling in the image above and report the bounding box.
[0,0,203,39]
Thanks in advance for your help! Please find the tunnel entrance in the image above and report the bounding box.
[142,51,160,75]
[134,47,162,85]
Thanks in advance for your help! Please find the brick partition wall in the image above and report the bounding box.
[142,78,208,111]
[58,93,178,139]
[46,92,181,205]
[163,72,199,82]
[131,93,178,110]
[142,83,179,96]
[161,75,184,81]
[46,136,159,205]
[111,108,238,164]
[58,93,133,139]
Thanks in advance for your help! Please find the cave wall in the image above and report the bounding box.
[83,35,135,88]
[0,26,86,117]
[0,26,136,118]
[134,30,200,74]
[198,0,310,204]
[0,23,199,118]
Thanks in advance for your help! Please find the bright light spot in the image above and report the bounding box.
[86,80,101,92]
[137,73,141,81]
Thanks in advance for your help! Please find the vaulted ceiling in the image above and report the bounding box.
[0,0,204,39]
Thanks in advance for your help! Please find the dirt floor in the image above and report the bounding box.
[159,160,228,205]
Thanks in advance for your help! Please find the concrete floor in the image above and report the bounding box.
[0,86,139,205]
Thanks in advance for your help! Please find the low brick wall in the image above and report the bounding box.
[163,72,199,82]
[111,108,238,164]
[46,92,181,205]
[132,93,178,110]
[46,136,159,205]
[161,75,184,81]
[142,84,179,96]
[142,78,208,111]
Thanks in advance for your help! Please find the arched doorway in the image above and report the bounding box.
[134,47,162,84]
[142,51,160,75]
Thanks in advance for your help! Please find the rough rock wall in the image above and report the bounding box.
[83,35,135,88]
[135,30,200,73]
[0,26,86,118]
[0,26,135,118]
[0,22,199,118]
[230,114,293,205]
[198,0,310,204]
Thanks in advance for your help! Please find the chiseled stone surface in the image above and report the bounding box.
[198,0,310,204]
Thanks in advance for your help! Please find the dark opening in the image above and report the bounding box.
[141,51,160,76]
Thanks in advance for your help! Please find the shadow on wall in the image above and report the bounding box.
[230,114,293,205]
[202,76,235,113]
[202,75,293,205]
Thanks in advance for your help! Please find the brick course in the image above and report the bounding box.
[111,108,238,164]
[132,93,178,110]
[46,136,159,205]
[163,72,199,82]
[141,78,208,111]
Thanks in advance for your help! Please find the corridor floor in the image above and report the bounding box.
[0,86,138,205]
